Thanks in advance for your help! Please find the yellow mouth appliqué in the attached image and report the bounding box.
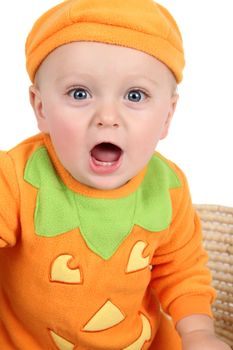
[50,331,75,350]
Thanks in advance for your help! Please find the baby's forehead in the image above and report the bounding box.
[36,41,175,87]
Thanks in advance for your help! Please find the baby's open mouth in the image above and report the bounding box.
[90,143,123,174]
[91,143,122,164]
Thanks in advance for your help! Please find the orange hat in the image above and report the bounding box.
[26,0,185,83]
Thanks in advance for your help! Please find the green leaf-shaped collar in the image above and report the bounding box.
[24,147,181,260]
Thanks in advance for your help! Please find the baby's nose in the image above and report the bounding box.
[94,103,120,128]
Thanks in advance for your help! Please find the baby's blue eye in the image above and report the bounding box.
[127,90,146,102]
[69,88,90,100]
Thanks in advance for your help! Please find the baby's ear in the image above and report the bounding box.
[29,85,49,132]
[160,93,179,140]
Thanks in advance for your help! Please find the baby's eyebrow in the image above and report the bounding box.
[54,73,160,90]
[140,77,159,86]
[126,75,159,87]
[125,72,158,85]
[55,72,94,83]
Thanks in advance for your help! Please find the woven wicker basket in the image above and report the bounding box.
[195,204,233,348]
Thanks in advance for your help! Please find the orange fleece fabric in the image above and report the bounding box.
[25,0,185,83]
[0,133,215,349]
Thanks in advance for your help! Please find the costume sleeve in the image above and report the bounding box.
[0,151,20,248]
[150,163,216,325]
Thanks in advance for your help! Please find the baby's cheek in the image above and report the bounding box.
[49,122,82,163]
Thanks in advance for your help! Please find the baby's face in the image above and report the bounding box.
[31,42,178,190]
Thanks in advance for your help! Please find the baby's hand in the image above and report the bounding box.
[181,330,231,350]
[176,315,231,350]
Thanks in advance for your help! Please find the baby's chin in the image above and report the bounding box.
[72,171,130,191]
[84,177,130,191]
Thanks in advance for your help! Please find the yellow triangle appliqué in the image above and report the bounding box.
[50,331,75,350]
[83,300,125,331]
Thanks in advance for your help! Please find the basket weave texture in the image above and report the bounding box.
[195,204,233,348]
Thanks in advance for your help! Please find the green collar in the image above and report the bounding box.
[24,147,181,260]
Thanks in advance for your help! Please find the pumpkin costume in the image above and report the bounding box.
[0,133,215,349]
[0,0,216,349]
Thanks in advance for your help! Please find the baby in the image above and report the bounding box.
[0,0,230,349]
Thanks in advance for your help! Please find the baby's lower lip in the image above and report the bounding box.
[89,154,123,175]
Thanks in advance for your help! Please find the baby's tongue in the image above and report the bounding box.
[91,143,121,162]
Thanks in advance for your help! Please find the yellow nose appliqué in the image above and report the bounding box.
[83,300,125,332]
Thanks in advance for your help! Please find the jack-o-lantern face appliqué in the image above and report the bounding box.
[49,313,151,350]
[48,241,152,349]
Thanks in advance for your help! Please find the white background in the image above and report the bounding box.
[0,1,232,206]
